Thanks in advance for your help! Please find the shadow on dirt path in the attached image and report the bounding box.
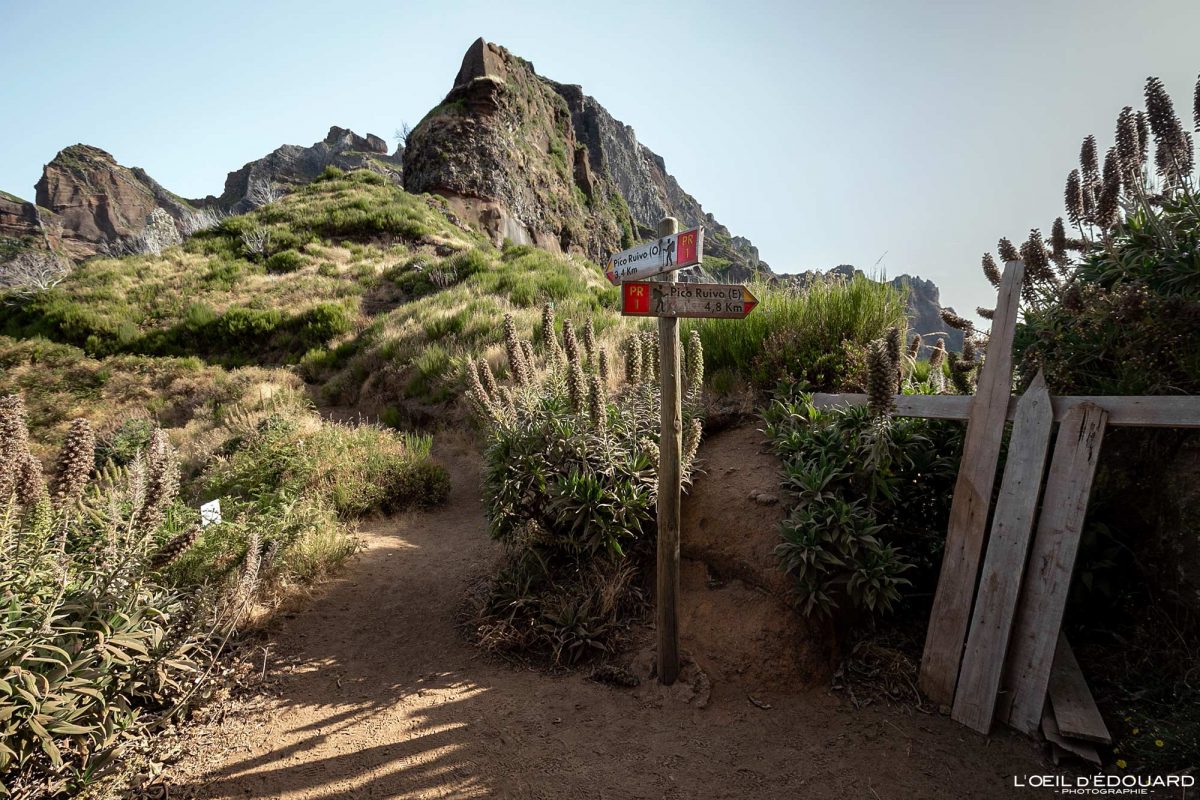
[170,428,1049,799]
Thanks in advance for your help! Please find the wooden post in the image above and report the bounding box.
[656,216,682,685]
[919,260,1024,706]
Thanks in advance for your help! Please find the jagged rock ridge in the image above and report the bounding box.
[404,38,769,282]
[197,126,404,213]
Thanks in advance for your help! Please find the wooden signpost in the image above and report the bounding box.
[609,218,758,685]
[621,281,759,319]
[605,225,703,285]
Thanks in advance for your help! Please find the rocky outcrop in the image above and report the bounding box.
[784,265,966,352]
[34,145,192,260]
[0,191,50,250]
[404,38,770,281]
[202,126,402,213]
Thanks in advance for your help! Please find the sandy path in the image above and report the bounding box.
[171,431,1049,799]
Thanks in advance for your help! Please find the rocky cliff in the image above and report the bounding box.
[198,126,403,213]
[404,38,769,281]
[33,145,192,259]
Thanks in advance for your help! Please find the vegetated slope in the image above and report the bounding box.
[2,167,633,430]
[404,38,771,281]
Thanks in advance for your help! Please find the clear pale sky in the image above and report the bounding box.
[2,0,1198,316]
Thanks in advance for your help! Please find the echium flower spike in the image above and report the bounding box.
[562,320,580,365]
[928,338,946,393]
[625,336,643,384]
[150,524,201,570]
[683,418,702,466]
[51,418,95,510]
[520,340,535,374]
[1097,147,1121,230]
[582,319,597,371]
[907,333,922,361]
[1145,76,1192,186]
[588,374,605,429]
[0,394,31,502]
[685,329,704,401]
[1135,111,1150,164]
[1064,170,1085,227]
[885,326,903,385]
[998,237,1020,264]
[540,303,557,354]
[940,308,974,333]
[567,358,587,413]
[477,358,499,400]
[503,313,530,386]
[599,349,611,385]
[132,429,179,538]
[1116,106,1142,191]
[1080,135,1100,186]
[981,252,1001,288]
[1021,229,1053,285]
[1194,72,1200,132]
[642,331,659,380]
[465,359,497,420]
[1050,217,1069,270]
[17,450,45,512]
[866,340,897,418]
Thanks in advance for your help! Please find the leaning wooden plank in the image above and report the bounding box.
[1049,632,1111,744]
[953,372,1054,733]
[809,393,1200,429]
[1042,703,1102,766]
[919,260,1024,706]
[1000,403,1108,735]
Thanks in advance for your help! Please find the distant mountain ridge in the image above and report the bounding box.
[0,36,960,333]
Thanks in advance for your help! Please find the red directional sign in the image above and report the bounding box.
[605,227,704,284]
[621,281,759,319]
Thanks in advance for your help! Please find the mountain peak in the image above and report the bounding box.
[404,38,770,280]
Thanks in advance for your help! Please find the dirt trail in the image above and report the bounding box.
[171,428,1049,799]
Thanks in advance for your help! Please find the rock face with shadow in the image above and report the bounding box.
[403,38,771,281]
[32,145,192,260]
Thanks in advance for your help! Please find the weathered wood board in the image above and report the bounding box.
[1000,403,1108,734]
[953,372,1054,733]
[920,260,1024,706]
[1042,704,1102,766]
[1048,632,1111,744]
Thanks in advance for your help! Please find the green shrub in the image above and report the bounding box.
[94,417,155,467]
[762,394,962,616]
[469,312,704,666]
[264,248,306,274]
[684,276,907,395]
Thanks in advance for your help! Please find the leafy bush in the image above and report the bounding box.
[763,394,962,617]
[93,417,155,467]
[684,276,907,395]
[468,310,703,665]
[264,248,306,274]
[0,399,216,797]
